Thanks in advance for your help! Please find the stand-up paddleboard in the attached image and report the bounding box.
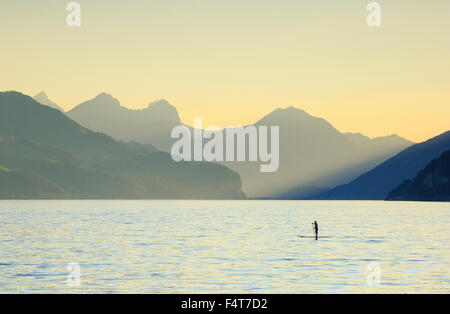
[297,235,330,239]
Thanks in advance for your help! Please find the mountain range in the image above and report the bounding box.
[13,90,447,201]
[228,107,413,198]
[386,151,450,201]
[34,91,64,112]
[62,93,414,198]
[66,93,181,152]
[315,131,450,200]
[0,92,245,199]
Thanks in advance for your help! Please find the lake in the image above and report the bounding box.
[0,200,448,293]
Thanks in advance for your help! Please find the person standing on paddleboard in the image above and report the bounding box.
[312,221,319,238]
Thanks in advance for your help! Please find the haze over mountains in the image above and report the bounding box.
[63,92,414,198]
[228,107,413,198]
[0,92,245,199]
[315,131,450,200]
[3,90,449,201]
[67,93,181,152]
[34,91,64,112]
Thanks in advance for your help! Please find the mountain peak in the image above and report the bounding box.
[372,134,414,146]
[286,105,304,111]
[345,132,414,148]
[83,93,121,108]
[144,99,181,123]
[35,91,48,98]
[277,106,307,114]
[256,106,333,131]
[94,92,119,102]
[147,99,173,109]
[33,91,64,112]
[1,91,25,97]
[66,95,182,151]
[270,106,313,119]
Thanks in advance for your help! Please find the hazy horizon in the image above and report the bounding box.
[1,0,449,142]
[30,89,417,141]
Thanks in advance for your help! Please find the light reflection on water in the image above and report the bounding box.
[0,200,449,293]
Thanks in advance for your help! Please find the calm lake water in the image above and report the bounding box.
[0,200,448,294]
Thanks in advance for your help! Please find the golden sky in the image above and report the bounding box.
[1,0,449,142]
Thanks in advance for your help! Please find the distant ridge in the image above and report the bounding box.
[223,106,414,198]
[0,91,245,199]
[387,151,450,201]
[67,93,181,151]
[34,91,64,112]
[314,131,450,200]
[67,96,414,198]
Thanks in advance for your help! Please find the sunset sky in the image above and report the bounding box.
[1,0,449,142]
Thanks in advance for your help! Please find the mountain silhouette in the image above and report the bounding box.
[0,91,245,199]
[67,93,181,151]
[34,91,64,112]
[66,97,413,198]
[386,151,450,201]
[314,131,450,200]
[223,107,413,198]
